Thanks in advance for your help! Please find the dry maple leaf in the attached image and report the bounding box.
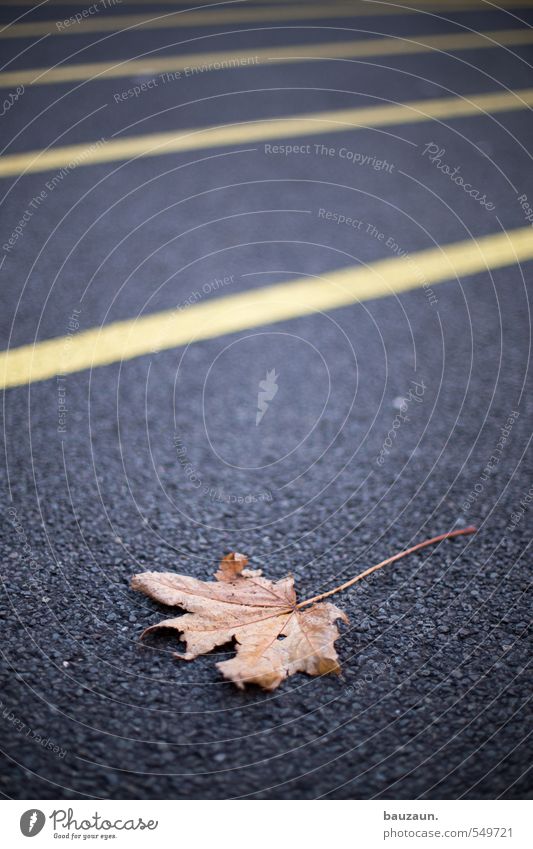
[131,526,476,690]
[132,552,346,690]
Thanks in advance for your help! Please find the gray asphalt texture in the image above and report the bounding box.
[0,0,532,800]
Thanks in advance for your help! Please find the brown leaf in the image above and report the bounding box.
[131,527,477,691]
[131,552,347,691]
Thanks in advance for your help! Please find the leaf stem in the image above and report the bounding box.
[296,526,477,609]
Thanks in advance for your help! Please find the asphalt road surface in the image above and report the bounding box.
[0,0,532,800]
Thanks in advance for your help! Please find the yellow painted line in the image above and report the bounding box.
[3,27,533,89]
[3,0,533,38]
[2,227,533,390]
[1,87,533,178]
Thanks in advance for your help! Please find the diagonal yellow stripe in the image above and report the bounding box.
[1,87,533,178]
[2,227,532,390]
[3,27,533,89]
[3,0,533,38]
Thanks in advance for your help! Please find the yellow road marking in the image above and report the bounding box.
[2,227,532,390]
[3,27,533,88]
[3,0,533,38]
[1,87,533,178]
